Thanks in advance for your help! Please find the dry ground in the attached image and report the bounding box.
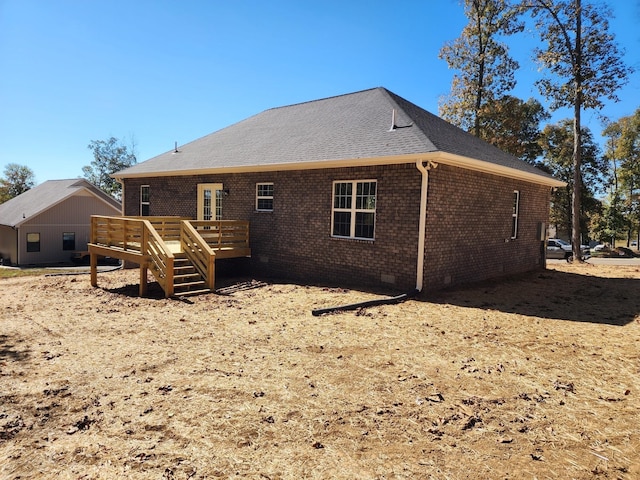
[1,263,639,479]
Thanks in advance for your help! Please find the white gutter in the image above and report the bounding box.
[113,152,565,188]
[415,160,437,292]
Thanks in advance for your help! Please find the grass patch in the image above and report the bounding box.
[0,268,52,278]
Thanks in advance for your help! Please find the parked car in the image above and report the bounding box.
[615,246,636,258]
[547,238,591,261]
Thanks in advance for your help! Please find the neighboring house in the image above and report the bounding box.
[113,87,565,292]
[0,179,121,266]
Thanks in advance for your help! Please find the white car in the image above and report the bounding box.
[547,238,590,260]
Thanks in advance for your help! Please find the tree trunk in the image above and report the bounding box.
[571,0,583,260]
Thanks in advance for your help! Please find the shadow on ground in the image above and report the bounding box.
[424,268,640,326]
[98,265,640,326]
[0,334,30,363]
[103,273,268,300]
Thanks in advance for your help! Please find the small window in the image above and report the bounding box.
[140,185,150,216]
[332,180,376,240]
[256,183,274,211]
[511,190,520,239]
[27,233,40,252]
[63,232,76,251]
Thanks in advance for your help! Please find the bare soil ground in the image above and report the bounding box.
[1,263,639,479]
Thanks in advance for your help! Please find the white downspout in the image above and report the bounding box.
[415,160,437,292]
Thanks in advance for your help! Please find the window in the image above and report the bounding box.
[26,233,40,252]
[256,183,274,211]
[511,190,520,239]
[63,232,75,251]
[140,185,150,216]
[332,180,376,239]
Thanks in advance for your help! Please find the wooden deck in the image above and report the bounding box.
[89,216,250,297]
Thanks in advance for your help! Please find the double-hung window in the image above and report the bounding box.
[140,185,150,216]
[332,180,377,240]
[27,233,40,252]
[511,190,520,239]
[256,183,274,211]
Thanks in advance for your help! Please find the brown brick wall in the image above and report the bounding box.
[123,162,550,292]
[423,164,549,290]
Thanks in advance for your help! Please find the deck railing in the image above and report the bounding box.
[90,216,250,297]
[91,215,143,253]
[90,216,175,296]
[129,216,188,243]
[190,220,251,255]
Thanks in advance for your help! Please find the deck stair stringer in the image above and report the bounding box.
[170,253,212,296]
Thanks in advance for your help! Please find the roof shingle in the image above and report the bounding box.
[0,179,121,227]
[114,87,560,185]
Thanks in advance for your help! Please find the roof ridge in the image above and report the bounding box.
[265,87,385,112]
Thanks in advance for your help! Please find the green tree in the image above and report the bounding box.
[477,95,549,163]
[538,119,604,243]
[439,0,523,137]
[521,0,633,260]
[83,137,137,199]
[0,163,36,203]
[603,108,640,246]
[602,119,623,192]
[590,192,626,245]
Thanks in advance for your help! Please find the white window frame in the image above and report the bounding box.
[140,185,150,216]
[331,179,377,240]
[511,190,520,239]
[256,183,274,212]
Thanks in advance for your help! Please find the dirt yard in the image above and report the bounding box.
[1,262,639,479]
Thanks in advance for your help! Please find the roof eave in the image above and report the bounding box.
[13,186,121,228]
[112,155,420,179]
[113,152,566,188]
[430,152,567,188]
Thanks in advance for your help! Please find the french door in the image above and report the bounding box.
[197,183,223,221]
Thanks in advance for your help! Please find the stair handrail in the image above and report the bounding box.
[142,219,175,297]
[180,220,216,291]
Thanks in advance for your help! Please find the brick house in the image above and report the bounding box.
[113,88,564,292]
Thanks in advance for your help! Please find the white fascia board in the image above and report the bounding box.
[113,152,566,188]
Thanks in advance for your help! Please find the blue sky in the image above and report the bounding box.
[1,0,639,184]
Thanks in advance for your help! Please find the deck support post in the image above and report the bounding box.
[90,252,98,287]
[165,257,174,298]
[140,263,148,297]
[207,254,215,291]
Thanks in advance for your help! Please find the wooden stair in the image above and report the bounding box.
[171,253,212,296]
[90,216,250,298]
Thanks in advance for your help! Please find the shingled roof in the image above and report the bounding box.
[115,87,563,187]
[0,179,121,228]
